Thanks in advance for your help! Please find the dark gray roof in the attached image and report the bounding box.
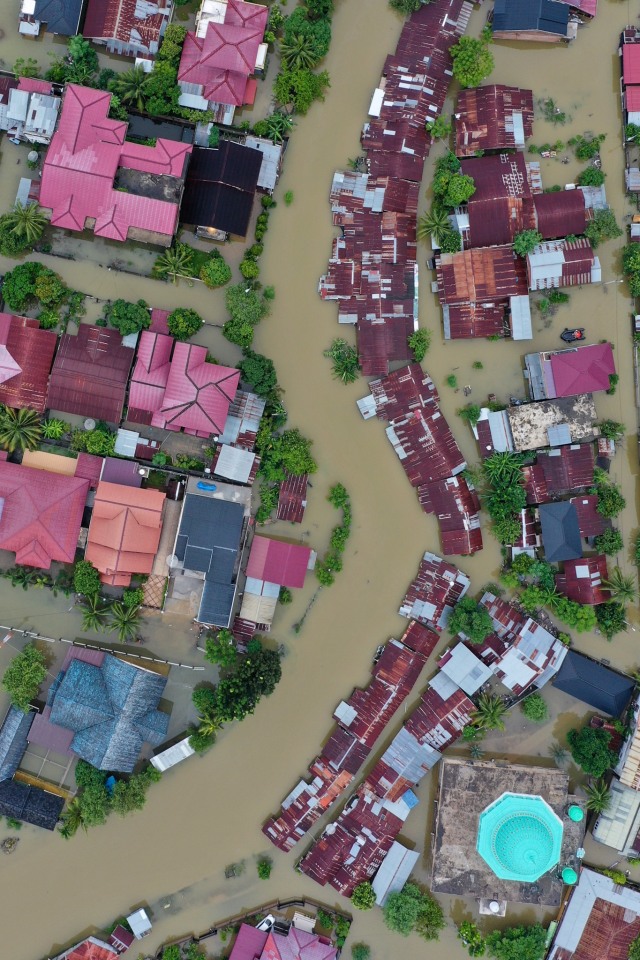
[181,143,262,237]
[176,494,244,626]
[539,501,582,562]
[493,0,569,35]
[0,706,33,782]
[49,655,169,772]
[553,650,635,716]
[0,779,64,830]
[34,0,84,35]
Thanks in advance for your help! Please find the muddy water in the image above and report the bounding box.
[0,1,638,958]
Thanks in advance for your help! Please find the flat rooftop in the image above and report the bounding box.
[430,758,586,906]
[507,395,598,451]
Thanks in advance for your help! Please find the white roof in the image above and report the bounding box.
[438,644,493,696]
[245,135,283,191]
[510,295,532,341]
[150,737,195,771]
[369,88,385,118]
[7,90,29,123]
[215,444,256,483]
[372,841,420,906]
[592,777,640,854]
[428,670,460,700]
[334,700,357,727]
[126,909,152,939]
[549,868,640,960]
[114,428,139,458]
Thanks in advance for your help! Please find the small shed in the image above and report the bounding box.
[126,908,152,939]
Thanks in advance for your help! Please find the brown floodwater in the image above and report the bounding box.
[0,1,638,958]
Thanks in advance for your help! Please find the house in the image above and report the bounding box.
[553,649,635,714]
[431,758,585,907]
[180,142,262,239]
[19,0,84,37]
[473,407,515,457]
[454,85,534,157]
[47,325,134,424]
[621,32,640,193]
[548,868,640,960]
[532,190,587,239]
[39,85,192,245]
[245,135,284,193]
[591,777,640,856]
[399,551,470,630]
[0,461,89,569]
[218,389,265,449]
[507,395,599,452]
[229,923,337,960]
[178,0,268,116]
[45,651,168,772]
[0,80,61,144]
[617,699,640,791]
[570,493,607,538]
[385,406,467,486]
[211,445,259,485]
[172,484,246,627]
[457,153,535,248]
[372,842,420,907]
[83,0,171,58]
[240,536,313,626]
[357,363,438,421]
[0,313,57,412]
[524,343,615,400]
[491,0,573,44]
[0,704,65,830]
[50,937,120,960]
[437,643,494,696]
[128,333,240,438]
[555,555,610,604]
[276,473,308,524]
[418,475,483,556]
[527,238,601,289]
[522,444,595,503]
[538,501,583,561]
[85,482,165,587]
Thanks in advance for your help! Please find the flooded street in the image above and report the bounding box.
[0,1,638,959]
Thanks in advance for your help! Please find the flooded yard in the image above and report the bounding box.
[0,1,638,959]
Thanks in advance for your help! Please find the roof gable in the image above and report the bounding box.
[539,501,583,561]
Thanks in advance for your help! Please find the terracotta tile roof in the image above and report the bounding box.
[0,313,57,413]
[0,461,88,569]
[47,324,134,423]
[85,481,165,587]
[40,85,191,242]
[246,536,311,589]
[152,343,240,438]
[454,84,534,157]
[556,555,610,605]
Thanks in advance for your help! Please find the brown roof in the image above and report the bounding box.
[533,190,587,239]
[437,245,528,305]
[555,555,610,605]
[461,153,535,248]
[276,473,308,524]
[522,443,595,502]
[454,84,535,157]
[570,493,607,537]
[418,475,483,555]
[47,325,134,423]
[0,314,57,413]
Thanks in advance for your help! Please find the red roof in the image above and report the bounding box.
[570,493,607,537]
[0,313,57,413]
[558,0,596,14]
[127,330,173,426]
[178,0,267,107]
[276,472,308,523]
[246,536,311,589]
[40,85,191,242]
[399,551,470,631]
[627,86,640,112]
[461,153,535,247]
[85,481,165,587]
[152,343,240,438]
[0,461,89,569]
[83,0,168,52]
[17,77,53,94]
[229,926,269,960]
[386,407,466,486]
[366,362,439,421]
[47,324,134,423]
[556,555,610,605]
[55,937,119,960]
[260,929,337,960]
[398,619,440,658]
[523,443,595,502]
[437,245,528,304]
[533,190,587,240]
[623,43,640,85]
[454,84,534,157]
[418,475,483,555]
[550,343,615,397]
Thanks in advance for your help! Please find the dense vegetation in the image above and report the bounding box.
[1,644,47,712]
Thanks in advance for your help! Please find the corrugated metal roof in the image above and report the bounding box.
[399,551,470,630]
[0,313,57,412]
[455,85,534,157]
[276,473,308,523]
[556,555,610,605]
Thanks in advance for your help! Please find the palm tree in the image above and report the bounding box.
[417,205,451,246]
[8,566,37,590]
[0,405,42,453]
[471,693,509,732]
[59,798,86,839]
[112,67,150,112]
[109,602,141,643]
[550,741,568,766]
[469,743,484,760]
[264,112,295,143]
[42,418,69,441]
[279,33,318,72]
[198,712,224,739]
[482,451,525,485]
[153,244,194,285]
[584,779,612,814]
[81,595,110,634]
[52,570,74,598]
[604,567,637,604]
[4,202,48,244]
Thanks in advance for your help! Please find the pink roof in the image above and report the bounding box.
[17,77,53,94]
[247,536,311,588]
[624,44,640,85]
[262,929,336,960]
[0,462,89,569]
[627,86,640,111]
[128,330,173,425]
[153,343,240,437]
[40,85,191,242]
[178,0,267,107]
[549,343,615,397]
[229,926,269,960]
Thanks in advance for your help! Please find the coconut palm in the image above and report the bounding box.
[153,244,194,285]
[42,418,69,441]
[584,779,612,814]
[469,743,484,760]
[198,712,224,739]
[279,33,318,72]
[471,693,508,732]
[482,451,525,485]
[0,405,42,453]
[550,742,568,766]
[264,112,295,143]
[59,798,86,839]
[417,205,451,246]
[112,66,150,112]
[4,202,48,244]
[7,566,37,590]
[109,602,142,643]
[603,567,637,604]
[81,594,111,634]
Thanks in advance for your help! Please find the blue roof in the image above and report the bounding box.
[49,656,169,772]
[493,0,569,35]
[0,706,33,782]
[477,792,563,882]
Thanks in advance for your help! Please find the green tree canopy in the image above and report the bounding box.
[567,725,618,777]
[283,7,331,63]
[273,68,330,114]
[513,230,543,257]
[389,0,422,11]
[451,35,494,88]
[3,262,45,312]
[0,406,42,453]
[104,299,150,336]
[521,693,548,722]
[2,643,47,712]
[595,600,627,640]
[485,925,546,960]
[448,597,494,644]
[167,308,203,340]
[271,428,317,476]
[238,350,278,397]
[200,252,232,288]
[73,560,101,596]
[204,629,238,669]
[383,882,445,940]
[351,881,376,910]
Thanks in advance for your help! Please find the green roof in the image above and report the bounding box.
[477,792,563,882]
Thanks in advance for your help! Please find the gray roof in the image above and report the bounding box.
[49,656,169,772]
[34,0,85,35]
[0,706,33,781]
[539,501,582,561]
[553,650,635,716]
[0,778,64,830]
[493,0,569,35]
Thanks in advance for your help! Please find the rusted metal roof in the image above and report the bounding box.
[276,472,308,524]
[522,443,595,503]
[461,153,536,248]
[418,475,483,556]
[556,555,610,605]
[569,493,607,537]
[362,362,439,421]
[533,190,587,240]
[386,407,466,486]
[399,550,471,630]
[437,245,528,305]
[455,85,534,157]
[443,302,506,339]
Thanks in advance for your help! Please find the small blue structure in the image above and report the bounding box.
[477,792,564,882]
